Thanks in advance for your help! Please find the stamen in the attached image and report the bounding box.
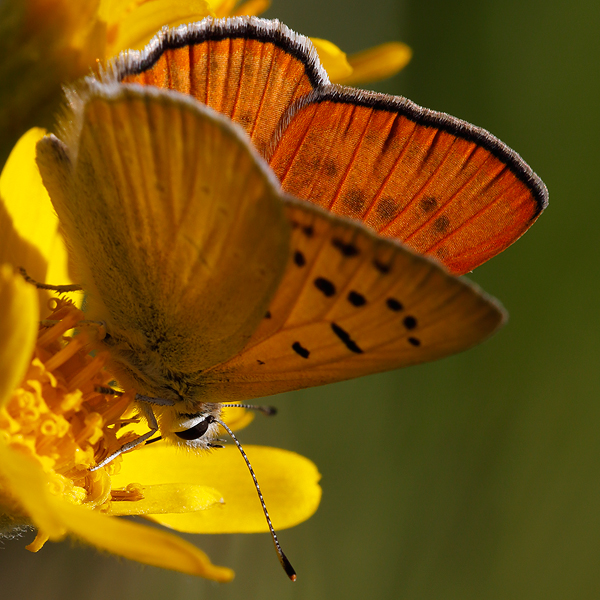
[66,352,107,391]
[36,311,81,347]
[1,297,139,546]
[26,532,49,552]
[93,393,135,427]
[111,483,145,502]
[43,335,85,371]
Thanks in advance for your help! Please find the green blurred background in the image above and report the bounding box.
[3,1,600,598]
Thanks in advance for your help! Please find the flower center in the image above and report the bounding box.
[0,298,141,545]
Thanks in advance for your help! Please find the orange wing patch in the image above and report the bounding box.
[269,89,548,275]
[201,198,505,401]
[113,18,328,157]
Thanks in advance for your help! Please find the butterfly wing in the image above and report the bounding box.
[268,88,548,275]
[34,19,531,405]
[110,17,547,275]
[112,17,328,157]
[36,84,290,388]
[200,197,505,401]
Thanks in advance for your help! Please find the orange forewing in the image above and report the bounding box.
[115,18,327,156]
[268,90,547,275]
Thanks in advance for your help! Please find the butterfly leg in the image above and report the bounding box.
[19,267,83,292]
[38,319,107,340]
[20,267,101,332]
[90,403,159,471]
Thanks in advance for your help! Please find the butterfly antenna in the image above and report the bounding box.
[221,403,277,416]
[215,417,296,581]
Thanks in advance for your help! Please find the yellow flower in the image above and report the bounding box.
[0,0,212,164]
[0,1,410,164]
[310,37,412,86]
[210,1,412,85]
[0,131,322,579]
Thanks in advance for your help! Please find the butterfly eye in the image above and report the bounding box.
[175,418,211,441]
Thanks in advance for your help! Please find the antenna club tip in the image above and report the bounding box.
[262,406,277,416]
[281,553,296,581]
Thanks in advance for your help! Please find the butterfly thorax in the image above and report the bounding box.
[95,327,225,447]
[95,325,211,404]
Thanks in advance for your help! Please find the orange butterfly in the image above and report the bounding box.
[37,16,546,456]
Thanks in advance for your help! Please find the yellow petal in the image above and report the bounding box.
[231,0,270,17]
[45,491,234,581]
[337,42,412,85]
[0,265,38,407]
[108,483,224,515]
[310,38,352,82]
[105,0,212,54]
[98,0,133,21]
[0,129,71,293]
[209,0,235,17]
[0,439,66,537]
[0,0,104,164]
[220,406,254,431]
[112,445,321,533]
[0,440,232,580]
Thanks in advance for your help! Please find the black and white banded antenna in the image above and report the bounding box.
[215,416,297,582]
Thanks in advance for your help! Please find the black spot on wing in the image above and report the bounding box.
[373,259,391,274]
[433,215,450,233]
[375,196,398,221]
[237,112,253,129]
[436,246,449,260]
[403,316,417,330]
[264,310,272,319]
[302,225,314,237]
[386,298,403,312]
[420,196,438,213]
[347,291,366,307]
[408,337,421,347]
[332,238,360,257]
[342,188,366,215]
[294,250,306,267]
[314,277,336,297]
[331,322,363,354]
[292,341,310,358]
[323,158,338,177]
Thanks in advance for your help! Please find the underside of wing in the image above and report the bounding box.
[36,83,290,374]
[110,16,329,157]
[200,198,506,401]
[268,87,548,275]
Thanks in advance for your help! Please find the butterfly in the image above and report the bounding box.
[36,16,547,456]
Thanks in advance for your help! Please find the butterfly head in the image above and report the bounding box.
[158,403,224,450]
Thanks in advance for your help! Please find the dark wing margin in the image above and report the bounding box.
[268,86,548,275]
